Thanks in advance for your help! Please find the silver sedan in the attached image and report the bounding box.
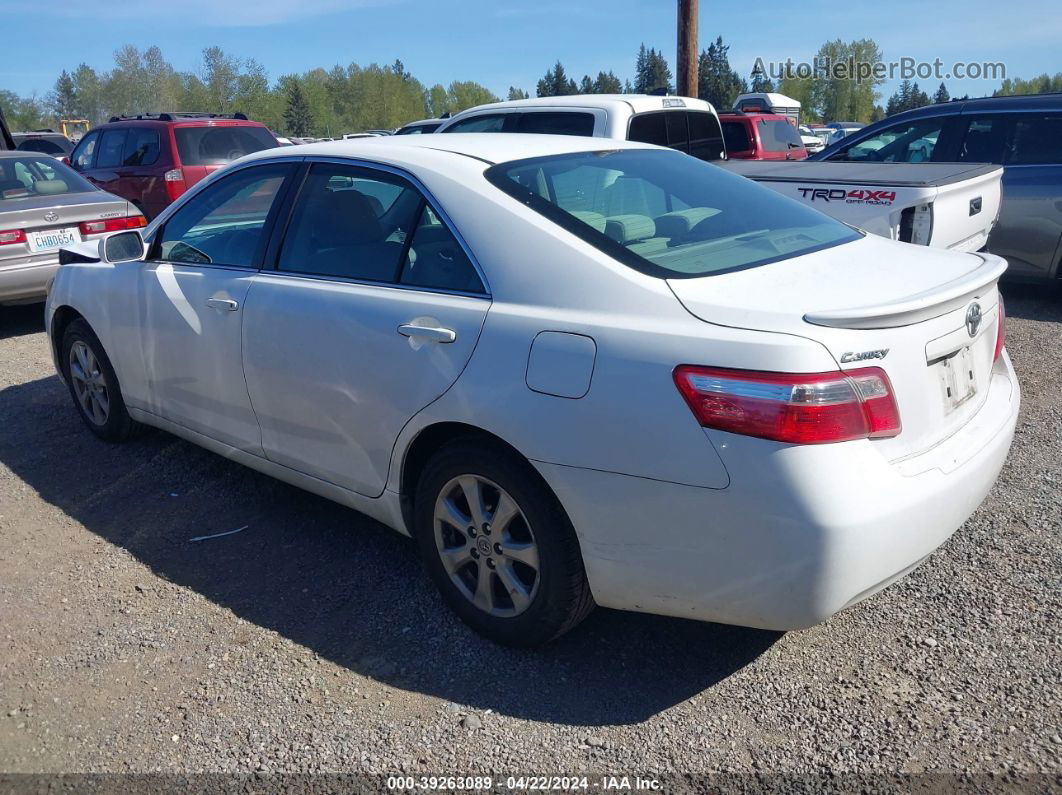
[0,152,145,305]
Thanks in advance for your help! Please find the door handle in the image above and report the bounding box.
[397,323,456,343]
[206,297,239,311]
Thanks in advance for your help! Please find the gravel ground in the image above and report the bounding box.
[0,284,1059,788]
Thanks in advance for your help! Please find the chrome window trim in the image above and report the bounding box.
[291,155,492,297]
[253,268,490,301]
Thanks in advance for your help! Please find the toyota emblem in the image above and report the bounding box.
[43,211,59,223]
[965,302,983,338]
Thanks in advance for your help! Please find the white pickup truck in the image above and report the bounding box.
[435,95,1002,252]
[719,160,1002,252]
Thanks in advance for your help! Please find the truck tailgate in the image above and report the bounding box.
[718,161,1002,252]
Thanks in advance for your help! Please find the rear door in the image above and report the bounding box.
[241,159,490,497]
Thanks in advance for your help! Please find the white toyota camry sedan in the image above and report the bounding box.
[46,134,1019,646]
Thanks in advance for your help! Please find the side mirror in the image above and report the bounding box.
[100,230,147,264]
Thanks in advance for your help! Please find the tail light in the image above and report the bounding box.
[673,365,902,445]
[993,296,1006,362]
[0,229,27,245]
[164,168,186,201]
[79,215,147,236]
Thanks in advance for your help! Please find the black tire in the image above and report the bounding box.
[60,318,141,442]
[413,439,595,647]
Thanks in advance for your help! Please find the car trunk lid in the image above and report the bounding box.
[0,192,133,265]
[667,234,1006,461]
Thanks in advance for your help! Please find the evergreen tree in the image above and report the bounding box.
[750,62,774,93]
[594,71,623,94]
[697,36,744,108]
[634,44,671,94]
[507,86,529,101]
[284,80,313,136]
[579,75,594,94]
[933,82,950,104]
[51,71,77,119]
[537,61,577,97]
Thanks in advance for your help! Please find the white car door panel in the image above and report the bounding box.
[138,161,295,452]
[242,276,487,495]
[240,160,490,497]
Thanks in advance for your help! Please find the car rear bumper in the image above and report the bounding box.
[534,352,1020,631]
[0,258,59,304]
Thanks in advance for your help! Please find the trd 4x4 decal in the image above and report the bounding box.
[796,187,897,205]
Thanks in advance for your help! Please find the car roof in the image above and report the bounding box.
[718,112,790,122]
[446,94,717,116]
[240,132,659,167]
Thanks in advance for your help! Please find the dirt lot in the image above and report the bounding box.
[0,285,1059,786]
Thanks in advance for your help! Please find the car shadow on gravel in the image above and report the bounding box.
[0,374,779,727]
[0,302,46,340]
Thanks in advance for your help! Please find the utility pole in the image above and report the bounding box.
[676,0,698,97]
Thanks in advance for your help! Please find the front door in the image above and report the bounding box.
[138,161,296,452]
[241,160,490,497]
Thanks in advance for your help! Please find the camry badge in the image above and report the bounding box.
[965,302,983,338]
[43,211,59,222]
[840,349,889,363]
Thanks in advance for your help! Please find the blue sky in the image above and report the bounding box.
[1,0,1058,103]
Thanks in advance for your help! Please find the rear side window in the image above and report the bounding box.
[97,129,128,168]
[516,112,594,136]
[123,128,161,166]
[158,164,290,267]
[486,149,859,279]
[956,116,1009,163]
[722,121,752,152]
[441,114,509,133]
[70,131,99,170]
[759,119,803,153]
[399,205,484,293]
[1008,115,1062,165]
[174,125,278,166]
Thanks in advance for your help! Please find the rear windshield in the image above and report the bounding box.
[0,155,96,200]
[175,125,278,166]
[16,136,72,155]
[485,149,860,279]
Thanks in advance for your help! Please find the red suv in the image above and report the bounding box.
[719,112,808,161]
[65,113,279,219]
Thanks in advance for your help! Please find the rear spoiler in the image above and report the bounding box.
[0,106,15,150]
[804,253,1008,329]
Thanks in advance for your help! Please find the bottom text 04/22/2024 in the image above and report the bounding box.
[386,775,662,791]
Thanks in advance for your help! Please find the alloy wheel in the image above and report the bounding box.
[68,340,109,426]
[433,474,540,617]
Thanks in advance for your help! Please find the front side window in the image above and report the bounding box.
[174,125,278,166]
[70,130,99,170]
[158,164,291,267]
[96,129,128,168]
[1007,114,1062,165]
[486,149,859,279]
[441,114,509,134]
[955,116,1010,163]
[829,118,944,163]
[278,163,422,282]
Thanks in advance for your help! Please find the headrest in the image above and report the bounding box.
[604,214,656,244]
[34,180,68,196]
[654,208,721,238]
